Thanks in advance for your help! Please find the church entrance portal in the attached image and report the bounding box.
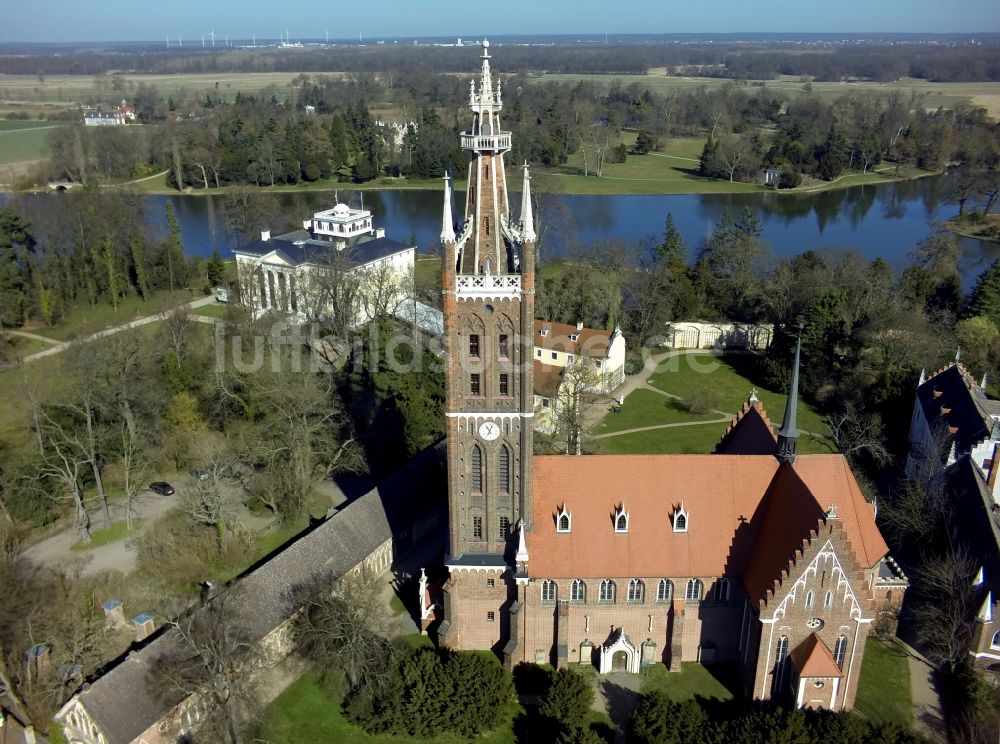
[612,651,628,672]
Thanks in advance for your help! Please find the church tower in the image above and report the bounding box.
[439,40,536,651]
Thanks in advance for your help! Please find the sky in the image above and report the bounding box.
[2,0,999,43]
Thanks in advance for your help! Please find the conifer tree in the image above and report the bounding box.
[966,259,1000,327]
[658,213,688,266]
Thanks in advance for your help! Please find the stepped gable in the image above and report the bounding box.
[918,363,992,458]
[528,454,886,583]
[715,391,778,455]
[739,457,887,607]
[790,633,843,678]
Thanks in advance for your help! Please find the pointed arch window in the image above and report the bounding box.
[499,445,511,495]
[834,635,848,669]
[470,445,483,494]
[556,504,571,533]
[657,579,673,602]
[805,590,814,609]
[992,631,1000,650]
[673,506,688,532]
[773,635,789,694]
[570,579,586,603]
[599,579,616,603]
[712,578,730,603]
[614,504,629,533]
[627,579,645,603]
[824,590,833,609]
[685,579,702,602]
[541,580,557,604]
[499,516,511,540]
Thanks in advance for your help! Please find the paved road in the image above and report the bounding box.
[14,295,217,364]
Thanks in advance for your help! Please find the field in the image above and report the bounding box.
[0,72,341,108]
[531,72,1000,118]
[0,124,58,165]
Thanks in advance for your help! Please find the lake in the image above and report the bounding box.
[6,176,999,288]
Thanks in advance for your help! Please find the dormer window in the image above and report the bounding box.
[614,504,629,533]
[556,504,572,533]
[540,328,549,337]
[570,333,580,342]
[673,505,688,533]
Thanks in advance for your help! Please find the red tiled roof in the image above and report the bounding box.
[534,320,612,357]
[528,455,887,593]
[790,633,843,678]
[715,401,777,455]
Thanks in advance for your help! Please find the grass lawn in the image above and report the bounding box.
[647,353,831,440]
[853,638,913,728]
[71,520,141,551]
[537,135,766,196]
[23,289,196,341]
[262,671,521,744]
[641,662,734,702]
[594,388,719,435]
[188,302,230,318]
[0,125,58,164]
[594,352,835,455]
[597,421,732,455]
[2,333,55,358]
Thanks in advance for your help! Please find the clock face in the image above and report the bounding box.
[478,421,500,441]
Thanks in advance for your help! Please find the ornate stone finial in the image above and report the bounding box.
[515,519,529,564]
[981,372,989,391]
[748,387,759,404]
[520,162,535,243]
[825,503,839,519]
[440,173,455,243]
[946,438,958,465]
[955,347,961,363]
[918,368,927,387]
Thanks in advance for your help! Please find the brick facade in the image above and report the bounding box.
[437,42,900,715]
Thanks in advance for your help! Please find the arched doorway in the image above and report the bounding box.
[598,628,640,674]
[612,650,628,672]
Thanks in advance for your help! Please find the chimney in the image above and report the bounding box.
[375,227,385,239]
[261,229,271,242]
[302,220,311,230]
[132,613,156,642]
[102,598,125,629]
[576,321,584,331]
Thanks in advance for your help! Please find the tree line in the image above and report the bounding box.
[5,41,1000,82]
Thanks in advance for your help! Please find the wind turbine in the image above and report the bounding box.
[210,30,215,47]
[178,35,182,47]
[166,35,170,48]
[201,34,205,48]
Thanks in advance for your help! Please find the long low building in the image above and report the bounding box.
[55,446,446,744]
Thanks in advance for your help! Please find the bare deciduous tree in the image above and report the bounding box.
[912,548,980,673]
[825,403,891,466]
[293,567,396,692]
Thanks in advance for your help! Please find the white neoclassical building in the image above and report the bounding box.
[233,202,415,328]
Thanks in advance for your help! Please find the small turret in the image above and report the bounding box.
[776,328,803,465]
[440,173,455,243]
[520,162,535,243]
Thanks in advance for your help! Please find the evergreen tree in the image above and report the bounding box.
[206,250,226,287]
[162,203,189,292]
[699,137,718,176]
[966,259,1000,327]
[0,207,34,329]
[658,213,688,266]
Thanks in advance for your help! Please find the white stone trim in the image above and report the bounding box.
[599,632,640,674]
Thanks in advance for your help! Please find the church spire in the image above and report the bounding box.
[776,327,803,464]
[520,162,535,243]
[440,172,455,243]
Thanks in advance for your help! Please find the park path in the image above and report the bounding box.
[5,329,62,346]
[16,295,217,364]
[898,641,945,742]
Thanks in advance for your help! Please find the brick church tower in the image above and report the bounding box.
[438,39,536,652]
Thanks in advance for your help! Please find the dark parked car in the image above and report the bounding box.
[149,481,175,496]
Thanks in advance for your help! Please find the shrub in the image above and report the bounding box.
[539,667,594,728]
[679,388,721,414]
